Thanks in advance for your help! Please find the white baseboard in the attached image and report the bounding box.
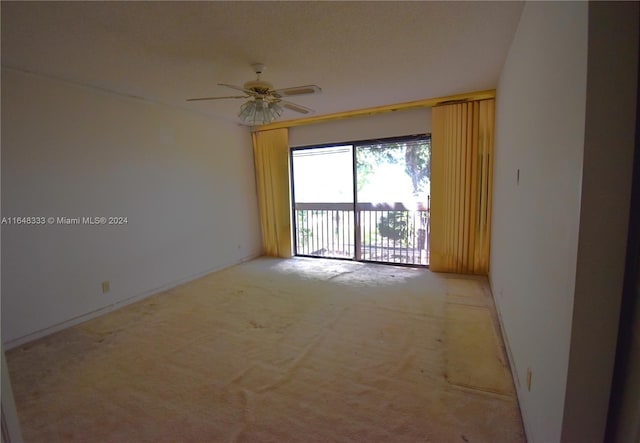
[3,252,262,350]
[487,277,532,443]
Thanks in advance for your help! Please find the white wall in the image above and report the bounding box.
[1,68,262,346]
[1,348,24,441]
[1,125,24,441]
[490,3,588,442]
[289,108,431,147]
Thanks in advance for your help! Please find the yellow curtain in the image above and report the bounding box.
[430,99,495,274]
[252,128,292,258]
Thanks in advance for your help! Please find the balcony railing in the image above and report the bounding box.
[294,200,430,266]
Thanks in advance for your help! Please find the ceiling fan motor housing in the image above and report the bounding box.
[243,79,274,95]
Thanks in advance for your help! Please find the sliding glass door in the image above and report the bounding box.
[291,136,431,266]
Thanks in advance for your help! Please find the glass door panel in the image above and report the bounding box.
[356,139,430,266]
[291,145,355,259]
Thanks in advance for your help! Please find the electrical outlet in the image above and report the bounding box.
[101,281,110,294]
[526,368,532,391]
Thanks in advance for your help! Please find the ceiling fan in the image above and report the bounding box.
[187,63,321,125]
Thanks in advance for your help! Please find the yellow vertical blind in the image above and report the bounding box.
[430,99,495,274]
[252,128,292,258]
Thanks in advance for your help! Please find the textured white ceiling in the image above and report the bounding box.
[1,1,524,125]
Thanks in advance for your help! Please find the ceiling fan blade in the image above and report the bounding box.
[281,100,314,115]
[218,83,256,95]
[186,95,248,102]
[274,85,321,97]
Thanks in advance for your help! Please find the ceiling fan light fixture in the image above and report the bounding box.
[238,99,283,125]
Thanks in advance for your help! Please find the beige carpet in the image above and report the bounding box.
[7,257,525,442]
[445,304,514,395]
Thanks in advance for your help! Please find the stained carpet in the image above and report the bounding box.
[7,257,525,442]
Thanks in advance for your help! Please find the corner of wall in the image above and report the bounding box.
[561,3,640,442]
